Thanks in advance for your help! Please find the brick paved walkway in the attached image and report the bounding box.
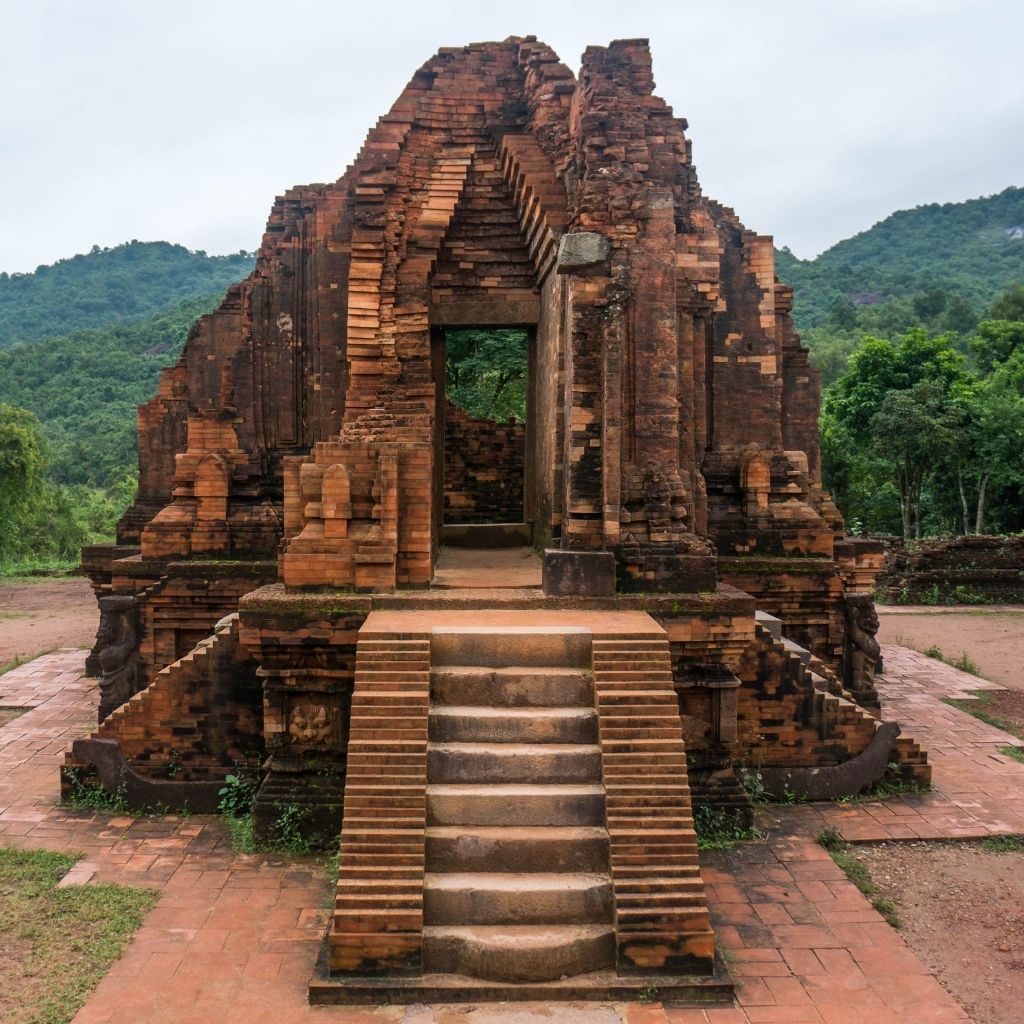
[0,645,1006,1022]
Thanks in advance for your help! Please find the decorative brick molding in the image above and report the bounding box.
[591,631,715,974]
[329,631,431,974]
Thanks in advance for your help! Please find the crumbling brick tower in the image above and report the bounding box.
[74,38,923,1003]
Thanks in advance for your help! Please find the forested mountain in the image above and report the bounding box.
[0,241,253,348]
[780,186,1024,332]
[0,297,213,489]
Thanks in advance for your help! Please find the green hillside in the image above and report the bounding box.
[0,297,215,489]
[0,241,253,349]
[780,185,1024,332]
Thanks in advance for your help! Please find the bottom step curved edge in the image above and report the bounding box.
[309,937,735,1005]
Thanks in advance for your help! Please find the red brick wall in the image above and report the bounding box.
[443,401,524,524]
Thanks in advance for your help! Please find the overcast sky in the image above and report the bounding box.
[2,0,1021,273]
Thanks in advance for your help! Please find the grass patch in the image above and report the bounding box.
[0,706,33,726]
[0,558,80,582]
[870,895,902,928]
[919,645,983,677]
[837,770,932,804]
[1,649,58,677]
[0,846,158,1024]
[999,744,1024,764]
[981,834,1024,852]
[816,829,901,928]
[943,690,1024,743]
[694,805,762,851]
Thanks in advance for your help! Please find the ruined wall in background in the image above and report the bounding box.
[443,400,525,524]
[878,535,1024,603]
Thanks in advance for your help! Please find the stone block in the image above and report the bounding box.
[555,232,610,273]
[542,549,616,596]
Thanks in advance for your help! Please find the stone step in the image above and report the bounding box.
[429,705,598,744]
[425,825,609,873]
[427,742,602,784]
[421,924,615,983]
[426,783,605,827]
[431,667,592,708]
[431,627,589,668]
[423,872,612,926]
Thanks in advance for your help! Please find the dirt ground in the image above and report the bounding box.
[853,841,1024,1024]
[0,577,96,668]
[878,607,1024,691]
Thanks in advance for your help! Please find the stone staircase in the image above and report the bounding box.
[423,626,615,982]
[314,612,731,1004]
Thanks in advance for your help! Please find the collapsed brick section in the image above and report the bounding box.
[69,617,263,781]
[443,401,525,523]
[101,35,842,598]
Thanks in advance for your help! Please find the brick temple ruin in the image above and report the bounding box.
[70,37,930,1003]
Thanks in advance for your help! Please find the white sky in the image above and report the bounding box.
[2,0,1021,273]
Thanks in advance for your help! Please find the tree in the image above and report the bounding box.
[970,319,1024,374]
[867,381,957,538]
[0,404,49,563]
[952,371,1024,532]
[822,329,972,537]
[826,329,967,438]
[445,329,528,421]
[827,296,858,329]
[940,294,978,335]
[989,283,1024,322]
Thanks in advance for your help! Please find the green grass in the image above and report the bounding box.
[999,744,1024,764]
[0,846,158,1024]
[816,830,901,928]
[1,649,58,677]
[943,690,1024,743]
[837,773,932,804]
[981,834,1024,852]
[919,644,983,677]
[0,558,80,582]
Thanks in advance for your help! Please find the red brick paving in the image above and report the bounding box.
[0,646,994,1021]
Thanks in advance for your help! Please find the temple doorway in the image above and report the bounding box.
[431,327,539,584]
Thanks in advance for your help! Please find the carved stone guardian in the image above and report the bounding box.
[844,592,882,711]
[95,595,141,721]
